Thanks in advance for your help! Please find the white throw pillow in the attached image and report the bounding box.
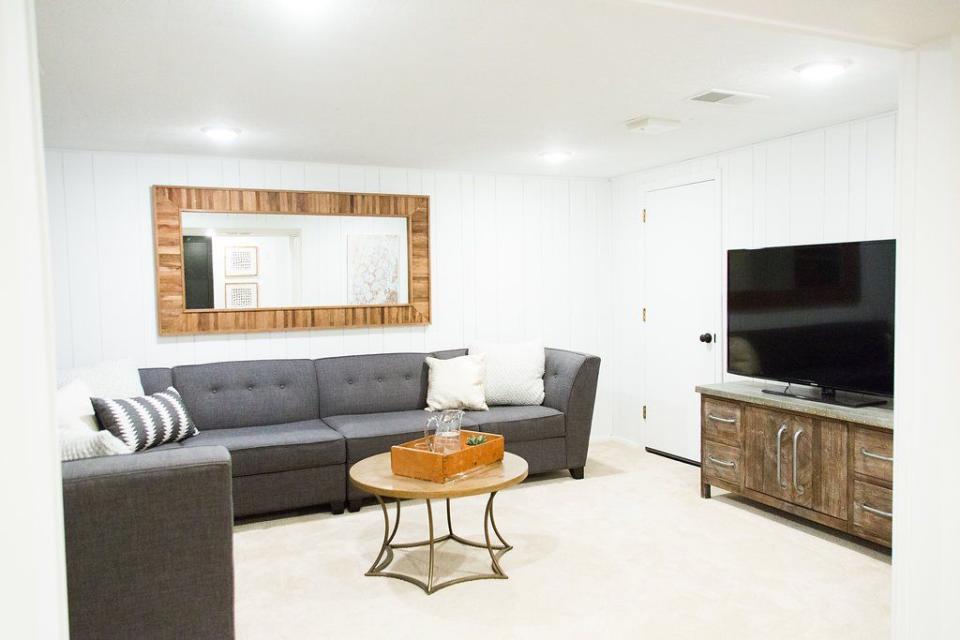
[56,378,100,433]
[425,354,488,411]
[468,341,545,406]
[58,358,145,399]
[59,421,131,461]
[56,378,130,461]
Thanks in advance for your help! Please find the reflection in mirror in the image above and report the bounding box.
[181,212,410,310]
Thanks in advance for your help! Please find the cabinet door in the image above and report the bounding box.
[815,420,848,520]
[745,407,794,502]
[745,408,813,508]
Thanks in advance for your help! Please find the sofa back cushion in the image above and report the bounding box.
[171,359,320,430]
[315,349,465,417]
[139,367,173,395]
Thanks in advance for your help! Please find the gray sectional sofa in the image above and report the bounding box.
[61,347,599,639]
[62,447,234,640]
[140,347,600,515]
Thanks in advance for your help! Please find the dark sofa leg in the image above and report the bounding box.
[569,466,584,480]
[330,500,345,515]
[347,499,363,513]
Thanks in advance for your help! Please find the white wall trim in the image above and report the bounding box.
[891,34,960,638]
[0,0,69,636]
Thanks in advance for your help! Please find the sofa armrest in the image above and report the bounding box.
[543,348,601,470]
[62,446,234,640]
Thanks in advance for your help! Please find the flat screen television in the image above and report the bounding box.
[727,239,895,406]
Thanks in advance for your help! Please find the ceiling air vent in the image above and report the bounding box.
[688,89,769,106]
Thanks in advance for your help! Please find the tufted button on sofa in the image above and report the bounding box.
[134,347,600,517]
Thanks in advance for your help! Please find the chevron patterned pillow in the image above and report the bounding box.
[91,386,199,452]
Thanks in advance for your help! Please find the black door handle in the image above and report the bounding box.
[699,333,713,344]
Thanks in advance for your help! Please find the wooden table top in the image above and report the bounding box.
[349,452,529,499]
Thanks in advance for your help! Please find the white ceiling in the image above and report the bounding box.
[36,0,926,177]
[629,0,960,48]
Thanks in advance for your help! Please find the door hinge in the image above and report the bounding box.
[642,208,647,223]
[642,405,647,420]
[642,307,647,322]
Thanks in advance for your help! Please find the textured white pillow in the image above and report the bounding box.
[58,358,145,399]
[59,421,131,461]
[56,378,130,461]
[468,341,545,406]
[425,354,488,411]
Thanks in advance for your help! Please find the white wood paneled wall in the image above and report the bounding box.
[45,152,614,437]
[610,112,897,444]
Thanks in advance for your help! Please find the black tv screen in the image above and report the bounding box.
[727,239,895,397]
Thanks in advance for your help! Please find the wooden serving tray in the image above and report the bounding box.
[391,430,505,483]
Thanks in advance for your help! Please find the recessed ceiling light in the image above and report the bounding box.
[539,150,572,163]
[794,60,851,81]
[201,126,241,142]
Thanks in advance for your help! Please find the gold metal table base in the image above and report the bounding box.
[366,492,512,594]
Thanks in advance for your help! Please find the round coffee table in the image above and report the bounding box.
[349,452,528,594]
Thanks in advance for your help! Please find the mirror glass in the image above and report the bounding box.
[180,211,410,310]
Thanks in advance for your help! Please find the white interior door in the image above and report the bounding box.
[644,179,721,462]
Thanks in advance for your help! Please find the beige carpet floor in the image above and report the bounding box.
[234,440,890,639]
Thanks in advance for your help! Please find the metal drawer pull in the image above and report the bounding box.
[707,414,737,424]
[707,456,735,468]
[793,428,804,494]
[776,424,788,488]
[861,503,893,519]
[861,448,894,463]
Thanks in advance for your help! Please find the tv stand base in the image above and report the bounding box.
[761,387,888,408]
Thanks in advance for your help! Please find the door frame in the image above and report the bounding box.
[640,171,725,455]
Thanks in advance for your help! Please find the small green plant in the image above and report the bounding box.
[466,434,487,446]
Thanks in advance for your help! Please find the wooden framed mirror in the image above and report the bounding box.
[152,186,430,335]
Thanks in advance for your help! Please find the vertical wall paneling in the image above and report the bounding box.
[48,152,614,438]
[721,149,754,249]
[610,113,897,446]
[472,174,498,342]
[609,174,644,441]
[750,146,767,246]
[46,114,894,445]
[93,154,142,362]
[823,125,852,243]
[540,179,571,348]
[459,175,479,347]
[763,138,792,246]
[45,150,73,370]
[495,176,524,341]
[593,181,614,433]
[430,172,464,351]
[788,130,826,245]
[61,152,103,368]
[848,120,870,239]
[865,116,897,239]
[569,181,596,356]
[520,177,544,342]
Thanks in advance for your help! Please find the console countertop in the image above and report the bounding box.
[695,381,893,430]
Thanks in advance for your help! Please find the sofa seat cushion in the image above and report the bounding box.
[324,410,430,463]
[463,406,565,443]
[179,419,345,477]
